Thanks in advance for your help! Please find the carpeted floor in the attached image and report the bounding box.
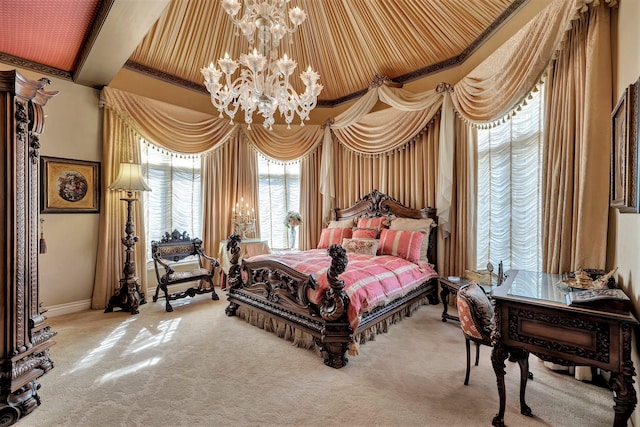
[20,294,615,427]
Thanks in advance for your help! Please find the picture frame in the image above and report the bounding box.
[40,156,100,213]
[610,79,640,213]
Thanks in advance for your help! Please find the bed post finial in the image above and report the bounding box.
[226,234,242,289]
[322,245,348,320]
[326,244,347,288]
[320,244,352,368]
[225,234,243,317]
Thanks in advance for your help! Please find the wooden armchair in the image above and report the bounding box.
[151,230,219,312]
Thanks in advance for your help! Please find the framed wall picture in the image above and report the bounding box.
[40,157,100,213]
[611,79,640,213]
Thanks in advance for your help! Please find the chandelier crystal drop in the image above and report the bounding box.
[201,0,323,130]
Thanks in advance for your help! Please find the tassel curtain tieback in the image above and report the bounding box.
[39,218,47,254]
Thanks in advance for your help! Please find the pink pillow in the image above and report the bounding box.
[317,227,353,249]
[357,217,387,229]
[378,228,424,264]
[352,227,378,239]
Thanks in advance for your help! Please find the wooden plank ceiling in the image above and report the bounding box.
[0,0,529,106]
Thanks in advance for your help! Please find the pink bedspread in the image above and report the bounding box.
[245,249,438,330]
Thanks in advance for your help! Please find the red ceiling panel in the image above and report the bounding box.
[0,0,101,72]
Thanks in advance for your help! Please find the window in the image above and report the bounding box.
[140,140,202,260]
[257,156,300,249]
[476,84,544,271]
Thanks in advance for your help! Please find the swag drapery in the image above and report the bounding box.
[95,85,445,308]
[449,0,613,274]
[319,0,613,274]
[93,0,613,308]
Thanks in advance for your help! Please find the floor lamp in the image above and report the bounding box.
[104,162,151,315]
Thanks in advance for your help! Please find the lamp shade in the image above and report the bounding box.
[109,162,151,192]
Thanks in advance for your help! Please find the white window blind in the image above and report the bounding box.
[140,140,202,260]
[257,156,300,250]
[476,84,544,271]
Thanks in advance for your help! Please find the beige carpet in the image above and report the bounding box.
[21,295,615,427]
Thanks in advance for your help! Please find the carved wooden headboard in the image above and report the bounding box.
[333,190,438,267]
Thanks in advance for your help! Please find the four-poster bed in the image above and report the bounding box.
[224,190,439,368]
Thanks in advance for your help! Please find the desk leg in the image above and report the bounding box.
[491,344,532,427]
[610,362,637,426]
[491,343,509,427]
[510,348,532,417]
[440,285,450,322]
[440,284,459,322]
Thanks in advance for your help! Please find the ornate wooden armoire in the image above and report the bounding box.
[0,70,58,425]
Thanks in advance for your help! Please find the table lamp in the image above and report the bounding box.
[104,161,151,315]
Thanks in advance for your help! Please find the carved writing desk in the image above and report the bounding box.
[491,270,638,427]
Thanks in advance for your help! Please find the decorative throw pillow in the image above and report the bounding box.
[378,228,424,264]
[328,218,356,228]
[357,216,388,229]
[457,283,494,339]
[341,238,379,256]
[457,294,484,341]
[317,227,353,249]
[389,217,436,263]
[389,217,434,231]
[352,227,379,239]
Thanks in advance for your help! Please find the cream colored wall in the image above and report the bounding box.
[609,1,640,425]
[0,64,102,308]
[610,0,640,282]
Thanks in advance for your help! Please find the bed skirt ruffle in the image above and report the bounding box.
[353,296,428,345]
[234,296,428,356]
[236,306,319,352]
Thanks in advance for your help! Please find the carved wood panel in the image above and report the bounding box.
[0,70,58,426]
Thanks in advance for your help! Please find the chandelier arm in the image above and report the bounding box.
[203,0,321,129]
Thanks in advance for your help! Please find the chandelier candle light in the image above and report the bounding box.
[201,0,323,130]
[232,197,256,240]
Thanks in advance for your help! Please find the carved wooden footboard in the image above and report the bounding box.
[225,235,354,368]
[224,190,439,368]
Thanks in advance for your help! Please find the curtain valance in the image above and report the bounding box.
[240,124,324,162]
[100,87,234,154]
[333,106,439,155]
[450,0,614,126]
[320,84,444,218]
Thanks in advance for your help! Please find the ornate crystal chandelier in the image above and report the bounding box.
[201,0,323,130]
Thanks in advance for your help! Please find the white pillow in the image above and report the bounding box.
[328,218,356,228]
[388,217,436,263]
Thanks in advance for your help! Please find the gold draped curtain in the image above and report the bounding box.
[94,87,235,309]
[236,125,325,251]
[542,2,612,272]
[201,130,258,274]
[94,0,614,309]
[95,88,321,308]
[92,109,147,309]
[450,0,579,124]
[441,0,613,274]
[333,118,439,212]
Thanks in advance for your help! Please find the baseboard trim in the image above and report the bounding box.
[44,299,92,318]
[44,287,159,318]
